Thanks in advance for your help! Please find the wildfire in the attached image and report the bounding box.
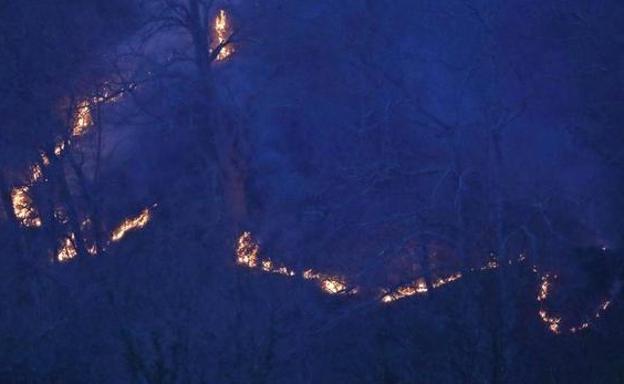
[11,186,42,228]
[381,278,429,303]
[87,244,98,255]
[432,272,463,288]
[213,9,234,61]
[111,207,152,242]
[537,274,551,301]
[234,232,296,277]
[72,100,93,136]
[57,233,78,262]
[29,164,43,183]
[230,235,617,335]
[322,279,347,294]
[40,152,50,166]
[54,140,66,157]
[260,259,295,276]
[481,260,498,270]
[303,269,354,295]
[539,309,561,334]
[236,231,259,268]
[567,300,612,333]
[570,322,590,333]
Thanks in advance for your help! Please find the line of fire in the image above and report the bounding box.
[1,2,622,383]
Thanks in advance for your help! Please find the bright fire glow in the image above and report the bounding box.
[481,260,498,270]
[40,152,50,166]
[111,207,152,242]
[57,233,78,262]
[537,274,551,301]
[236,231,259,268]
[213,9,234,61]
[322,279,347,294]
[231,235,617,334]
[568,300,612,333]
[72,100,92,136]
[432,272,463,288]
[54,140,66,157]
[381,278,429,303]
[235,232,295,277]
[539,309,561,334]
[11,186,42,228]
[29,164,43,183]
[303,269,353,294]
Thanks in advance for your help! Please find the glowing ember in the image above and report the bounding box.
[539,309,561,334]
[29,164,43,183]
[11,186,42,228]
[230,236,619,332]
[260,259,295,276]
[111,207,152,242]
[321,279,347,294]
[261,259,272,271]
[234,232,296,276]
[481,260,498,270]
[87,244,98,255]
[236,231,259,268]
[537,274,551,301]
[40,152,50,166]
[570,322,590,333]
[303,269,352,294]
[72,100,92,136]
[382,278,428,303]
[57,233,78,262]
[54,140,66,157]
[432,272,463,288]
[213,9,234,61]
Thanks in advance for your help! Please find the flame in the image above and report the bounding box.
[321,279,347,294]
[236,231,259,268]
[40,152,50,166]
[539,309,561,334]
[230,235,617,334]
[72,100,92,137]
[382,278,429,303]
[57,233,78,262]
[537,274,551,301]
[54,140,66,157]
[570,322,590,333]
[481,260,498,270]
[432,272,463,288]
[213,9,234,61]
[260,259,295,276]
[29,164,43,184]
[87,244,98,255]
[11,186,42,228]
[111,207,152,242]
[303,269,353,294]
[302,269,319,280]
[567,299,612,333]
[235,232,296,276]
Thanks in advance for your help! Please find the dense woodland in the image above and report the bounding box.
[1,0,623,383]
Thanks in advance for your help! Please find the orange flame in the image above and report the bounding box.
[11,186,42,228]
[111,207,152,242]
[213,9,234,61]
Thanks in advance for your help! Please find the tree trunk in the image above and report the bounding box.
[188,0,248,235]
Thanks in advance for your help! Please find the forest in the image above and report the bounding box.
[0,0,623,383]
